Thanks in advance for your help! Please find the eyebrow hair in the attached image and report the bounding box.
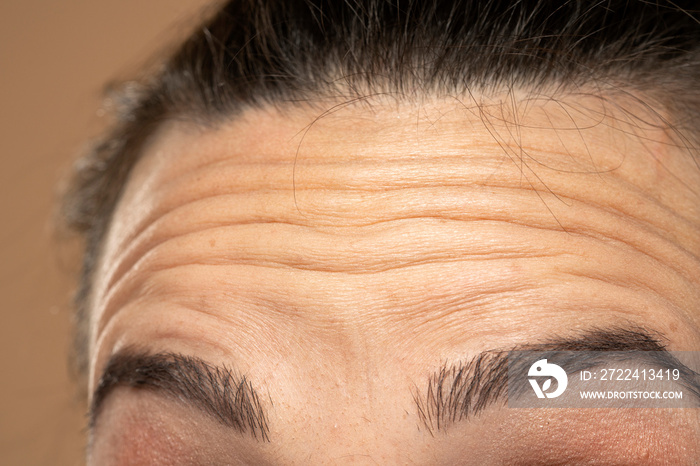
[413,326,700,433]
[91,327,699,441]
[90,348,270,441]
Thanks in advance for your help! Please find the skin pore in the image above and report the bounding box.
[86,90,700,464]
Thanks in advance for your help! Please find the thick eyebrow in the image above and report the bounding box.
[90,348,270,441]
[413,326,700,433]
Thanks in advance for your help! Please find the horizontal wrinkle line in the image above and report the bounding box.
[541,185,700,259]
[156,153,499,176]
[112,212,571,280]
[120,223,699,281]
[570,224,700,284]
[561,268,683,302]
[135,180,602,225]
[114,183,593,256]
[166,154,515,174]
[117,182,642,255]
[107,216,599,292]
[115,252,565,277]
[164,156,299,177]
[107,215,680,301]
[157,182,588,196]
[104,300,253,341]
[110,214,479,291]
[102,255,526,331]
[105,218,310,294]
[122,187,690,266]
[118,185,493,258]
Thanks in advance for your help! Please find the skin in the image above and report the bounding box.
[87,91,700,464]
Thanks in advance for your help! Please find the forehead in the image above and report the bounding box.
[88,96,700,459]
[94,93,700,370]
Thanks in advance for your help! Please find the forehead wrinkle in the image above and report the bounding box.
[97,217,554,322]
[102,104,700,292]
[93,213,698,354]
[96,163,700,332]
[101,164,574,306]
[112,139,699,255]
[109,152,554,256]
[93,101,700,343]
[92,259,695,391]
[93,213,565,352]
[101,156,521,296]
[100,206,580,316]
[88,294,294,399]
[99,173,700,318]
[92,260,530,371]
[94,207,700,365]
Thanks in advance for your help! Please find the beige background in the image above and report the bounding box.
[0,1,213,464]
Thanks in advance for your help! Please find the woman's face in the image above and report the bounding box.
[86,94,700,464]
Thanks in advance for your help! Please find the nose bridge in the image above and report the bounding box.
[295,415,414,466]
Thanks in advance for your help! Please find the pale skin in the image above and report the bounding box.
[86,90,700,464]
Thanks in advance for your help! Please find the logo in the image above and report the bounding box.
[528,359,568,398]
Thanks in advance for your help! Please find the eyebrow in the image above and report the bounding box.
[90,348,270,441]
[91,326,700,442]
[413,326,700,433]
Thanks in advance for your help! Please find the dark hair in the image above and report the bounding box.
[62,0,700,381]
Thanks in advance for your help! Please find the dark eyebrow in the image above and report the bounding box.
[90,348,270,441]
[413,326,700,433]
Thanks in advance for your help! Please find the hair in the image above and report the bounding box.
[62,0,700,383]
